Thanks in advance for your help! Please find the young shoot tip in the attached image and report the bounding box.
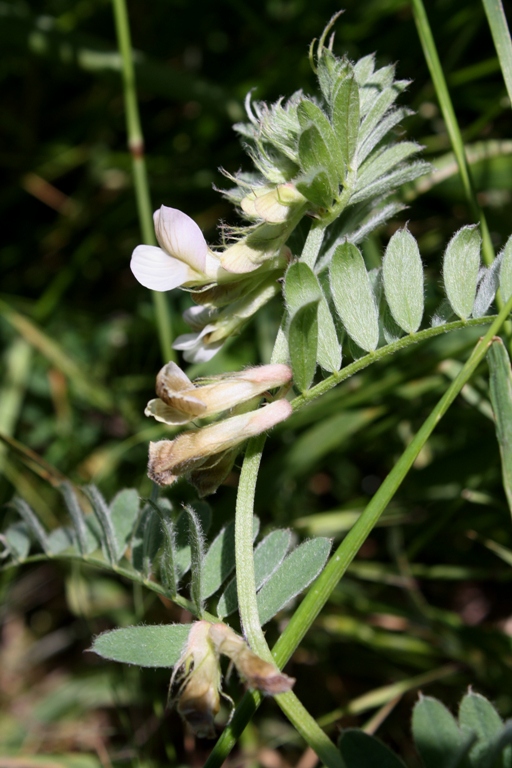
[317,10,344,59]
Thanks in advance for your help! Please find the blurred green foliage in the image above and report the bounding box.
[1,0,512,765]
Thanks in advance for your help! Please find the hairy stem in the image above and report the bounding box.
[235,433,269,654]
[235,434,342,767]
[291,315,498,413]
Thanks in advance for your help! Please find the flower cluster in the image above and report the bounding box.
[145,363,292,495]
[131,193,306,362]
[173,621,294,738]
[131,35,427,361]
[131,24,428,489]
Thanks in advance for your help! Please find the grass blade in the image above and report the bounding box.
[410,0,496,270]
[481,0,512,107]
[488,338,512,513]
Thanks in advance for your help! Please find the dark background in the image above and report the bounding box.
[1,1,512,765]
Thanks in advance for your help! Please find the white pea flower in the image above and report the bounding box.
[130,206,230,291]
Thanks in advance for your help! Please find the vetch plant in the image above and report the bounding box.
[4,4,512,766]
[337,690,512,768]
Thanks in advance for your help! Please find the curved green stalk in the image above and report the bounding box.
[235,437,342,768]
[274,303,512,667]
[291,314,498,413]
[111,0,174,363]
[235,433,269,652]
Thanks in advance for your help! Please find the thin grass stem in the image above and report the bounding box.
[481,0,512,106]
[410,0,496,271]
[111,0,174,363]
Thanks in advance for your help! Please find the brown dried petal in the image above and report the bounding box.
[173,621,222,739]
[177,673,220,739]
[208,623,295,695]
[155,362,207,417]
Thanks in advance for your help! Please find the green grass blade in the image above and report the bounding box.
[488,338,512,513]
[410,0,496,271]
[0,302,113,411]
[273,292,512,667]
[481,0,512,106]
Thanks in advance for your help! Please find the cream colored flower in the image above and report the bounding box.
[220,230,291,275]
[148,399,292,488]
[240,183,307,223]
[145,362,292,426]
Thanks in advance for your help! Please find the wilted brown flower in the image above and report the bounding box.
[148,399,292,491]
[208,623,295,694]
[173,621,294,738]
[173,621,221,739]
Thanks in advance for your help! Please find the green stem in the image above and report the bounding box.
[291,315,497,413]
[410,0,496,271]
[111,0,174,363]
[208,296,512,768]
[272,296,512,665]
[234,442,342,768]
[481,0,512,107]
[274,692,343,768]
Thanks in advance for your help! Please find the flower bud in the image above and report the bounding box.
[220,227,291,274]
[145,362,292,426]
[240,183,307,224]
[174,273,283,362]
[148,399,292,488]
